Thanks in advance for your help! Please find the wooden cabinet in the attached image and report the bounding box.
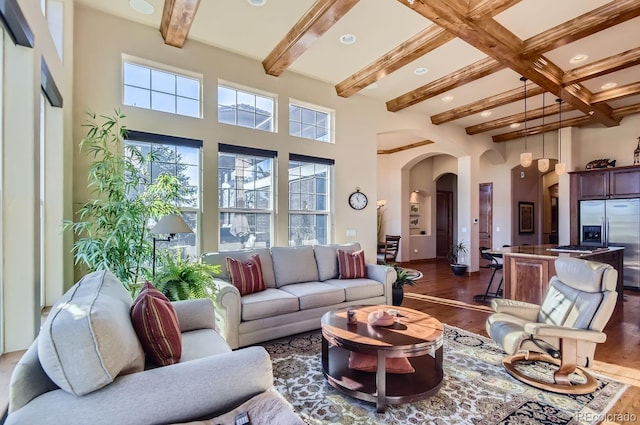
[572,166,640,200]
[575,170,608,199]
[610,167,640,198]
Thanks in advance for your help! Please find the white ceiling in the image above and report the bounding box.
[74,0,640,150]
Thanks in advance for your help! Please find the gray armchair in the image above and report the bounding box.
[486,257,617,394]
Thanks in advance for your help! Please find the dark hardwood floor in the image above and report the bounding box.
[399,259,640,369]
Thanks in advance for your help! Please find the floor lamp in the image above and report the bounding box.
[150,214,193,278]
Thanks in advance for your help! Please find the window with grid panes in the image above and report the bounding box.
[218,84,275,132]
[289,102,332,143]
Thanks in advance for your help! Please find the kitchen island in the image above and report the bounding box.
[487,245,624,305]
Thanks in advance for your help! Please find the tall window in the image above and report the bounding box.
[218,83,275,132]
[125,132,202,258]
[218,144,275,251]
[123,58,201,118]
[39,93,46,308]
[289,101,332,143]
[288,155,333,246]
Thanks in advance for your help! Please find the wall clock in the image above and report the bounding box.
[348,188,368,210]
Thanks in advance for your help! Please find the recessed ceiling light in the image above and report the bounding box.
[414,67,428,75]
[247,0,267,5]
[569,54,588,64]
[365,83,378,90]
[480,111,492,117]
[339,34,357,45]
[600,82,617,90]
[129,0,154,14]
[441,95,454,102]
[510,123,521,129]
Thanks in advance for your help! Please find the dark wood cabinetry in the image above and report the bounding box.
[572,166,640,200]
[569,166,640,243]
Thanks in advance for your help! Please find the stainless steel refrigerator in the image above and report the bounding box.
[580,199,640,289]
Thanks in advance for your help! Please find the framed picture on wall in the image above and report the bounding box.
[409,215,420,229]
[518,202,534,233]
[410,203,420,215]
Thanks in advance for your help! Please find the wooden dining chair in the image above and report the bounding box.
[376,235,401,264]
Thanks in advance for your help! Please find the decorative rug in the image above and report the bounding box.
[260,326,628,425]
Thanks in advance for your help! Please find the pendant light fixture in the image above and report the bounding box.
[555,98,566,175]
[538,93,550,172]
[519,77,532,168]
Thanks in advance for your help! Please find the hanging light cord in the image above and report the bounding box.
[522,77,528,151]
[541,93,545,157]
[557,98,562,161]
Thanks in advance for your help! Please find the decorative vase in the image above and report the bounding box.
[392,287,404,306]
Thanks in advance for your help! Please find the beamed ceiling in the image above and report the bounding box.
[76,0,640,151]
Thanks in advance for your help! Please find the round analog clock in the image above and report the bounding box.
[348,189,368,210]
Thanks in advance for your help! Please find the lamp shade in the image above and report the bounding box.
[537,158,550,173]
[520,152,532,168]
[555,163,566,175]
[151,214,193,235]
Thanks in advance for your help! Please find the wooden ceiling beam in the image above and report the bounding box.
[386,57,504,112]
[336,26,454,98]
[336,0,521,98]
[521,0,640,58]
[492,116,592,143]
[491,102,640,143]
[400,0,620,126]
[262,0,359,77]
[466,101,574,135]
[377,140,433,154]
[467,0,522,20]
[591,81,640,104]
[160,0,201,48]
[430,85,544,125]
[563,47,640,85]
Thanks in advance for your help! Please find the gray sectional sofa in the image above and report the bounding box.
[5,270,303,425]
[202,243,395,349]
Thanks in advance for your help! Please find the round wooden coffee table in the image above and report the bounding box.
[321,305,444,413]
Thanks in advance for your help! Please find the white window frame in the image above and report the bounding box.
[218,144,276,251]
[288,155,333,246]
[124,132,203,259]
[217,80,277,133]
[289,99,334,143]
[122,55,202,118]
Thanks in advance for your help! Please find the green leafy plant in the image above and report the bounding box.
[391,264,416,289]
[153,254,221,301]
[447,241,469,265]
[64,110,183,291]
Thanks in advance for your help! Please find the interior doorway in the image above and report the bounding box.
[436,191,453,259]
[479,183,493,249]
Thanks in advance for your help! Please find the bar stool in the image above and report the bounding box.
[473,246,503,303]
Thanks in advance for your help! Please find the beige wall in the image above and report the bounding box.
[72,5,392,269]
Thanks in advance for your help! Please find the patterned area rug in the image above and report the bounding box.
[261,326,627,425]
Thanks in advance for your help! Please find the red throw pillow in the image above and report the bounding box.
[348,352,415,374]
[337,249,367,279]
[131,281,182,366]
[226,254,266,296]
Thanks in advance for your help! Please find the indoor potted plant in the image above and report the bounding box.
[153,253,221,301]
[391,264,416,306]
[447,241,469,277]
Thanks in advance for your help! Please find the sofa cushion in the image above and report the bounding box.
[271,246,319,287]
[325,278,384,301]
[38,270,145,396]
[202,248,276,288]
[337,249,367,279]
[314,243,361,281]
[180,329,232,363]
[226,254,266,296]
[131,282,182,367]
[241,288,300,321]
[279,282,345,310]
